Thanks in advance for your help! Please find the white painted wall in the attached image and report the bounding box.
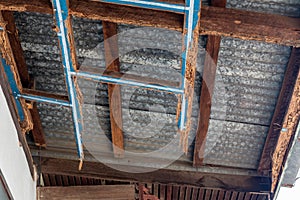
[0,86,36,200]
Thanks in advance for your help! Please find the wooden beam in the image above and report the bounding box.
[0,60,35,178]
[258,48,300,175]
[270,48,300,192]
[200,6,300,47]
[37,185,135,200]
[0,11,47,146]
[102,21,124,158]
[0,0,299,46]
[1,11,29,87]
[40,157,272,192]
[29,102,46,147]
[193,0,225,167]
[22,88,69,102]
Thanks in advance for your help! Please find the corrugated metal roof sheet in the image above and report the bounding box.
[13,0,295,172]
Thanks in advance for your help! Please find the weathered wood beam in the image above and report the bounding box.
[0,60,35,178]
[258,48,300,176]
[37,185,135,200]
[0,11,33,132]
[193,0,225,167]
[200,6,300,47]
[1,11,46,146]
[1,11,29,87]
[29,102,46,147]
[270,48,299,192]
[40,157,272,192]
[0,0,299,46]
[102,21,124,158]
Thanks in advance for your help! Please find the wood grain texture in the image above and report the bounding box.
[30,102,46,146]
[193,0,225,167]
[270,48,300,192]
[37,185,135,200]
[0,0,298,46]
[258,48,300,175]
[102,21,124,158]
[40,157,271,192]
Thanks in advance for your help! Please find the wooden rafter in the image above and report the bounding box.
[37,185,135,199]
[0,0,298,46]
[40,157,271,192]
[102,21,124,158]
[258,48,300,175]
[0,11,46,146]
[257,48,300,192]
[193,0,225,167]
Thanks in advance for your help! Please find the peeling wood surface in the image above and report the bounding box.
[0,12,33,132]
[193,0,225,167]
[258,48,300,175]
[179,14,200,153]
[0,61,35,178]
[103,21,124,158]
[40,157,271,192]
[271,48,300,192]
[200,6,300,47]
[37,185,135,200]
[1,11,29,87]
[0,0,299,46]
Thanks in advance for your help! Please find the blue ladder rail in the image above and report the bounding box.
[2,0,201,165]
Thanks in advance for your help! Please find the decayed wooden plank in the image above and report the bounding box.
[0,11,33,133]
[193,0,225,166]
[258,48,300,174]
[1,11,29,86]
[200,6,300,47]
[37,185,135,200]
[1,11,46,146]
[0,0,299,46]
[270,49,300,192]
[40,157,272,192]
[102,21,124,158]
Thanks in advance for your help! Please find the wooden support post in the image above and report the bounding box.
[258,48,300,177]
[102,21,124,158]
[37,185,135,200]
[0,11,46,146]
[193,0,225,167]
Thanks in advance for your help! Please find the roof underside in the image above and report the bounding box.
[1,0,300,199]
